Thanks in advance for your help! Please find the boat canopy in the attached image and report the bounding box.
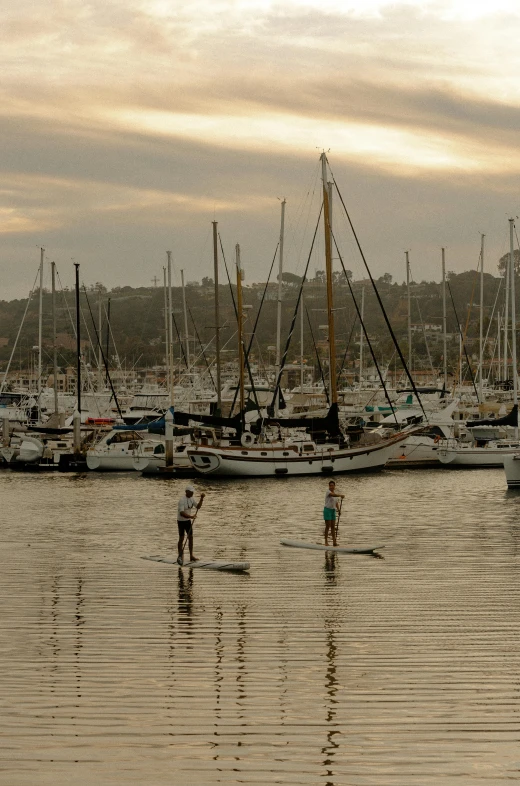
[467,404,518,429]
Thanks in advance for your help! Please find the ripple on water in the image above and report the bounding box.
[1,468,520,785]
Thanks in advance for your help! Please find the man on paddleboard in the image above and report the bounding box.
[177,485,205,565]
[324,480,344,547]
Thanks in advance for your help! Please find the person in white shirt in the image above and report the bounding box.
[324,480,344,547]
[177,485,205,565]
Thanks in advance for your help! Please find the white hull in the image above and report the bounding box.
[438,446,520,467]
[503,454,520,488]
[187,433,406,477]
[387,435,441,467]
[86,453,138,471]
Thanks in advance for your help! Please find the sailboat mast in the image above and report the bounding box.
[163,266,170,396]
[406,251,412,372]
[236,244,246,417]
[300,294,304,389]
[479,234,485,403]
[212,221,222,413]
[275,199,286,417]
[497,312,501,380]
[167,251,174,407]
[359,286,365,389]
[97,286,103,391]
[442,248,447,390]
[74,263,81,416]
[321,153,337,405]
[504,245,510,381]
[37,247,44,418]
[509,218,518,436]
[181,269,190,376]
[51,262,59,416]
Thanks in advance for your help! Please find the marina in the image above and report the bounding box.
[4,2,520,782]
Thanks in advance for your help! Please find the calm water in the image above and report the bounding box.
[2,467,520,785]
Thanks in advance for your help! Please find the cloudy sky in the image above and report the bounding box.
[3,0,520,297]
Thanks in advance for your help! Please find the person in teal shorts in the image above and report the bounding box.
[324,480,345,546]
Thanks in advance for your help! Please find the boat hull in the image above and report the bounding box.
[503,454,520,488]
[86,454,138,471]
[438,447,520,467]
[187,435,405,477]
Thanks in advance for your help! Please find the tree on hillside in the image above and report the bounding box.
[279,272,302,286]
[498,249,520,276]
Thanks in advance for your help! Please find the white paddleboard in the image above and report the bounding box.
[143,555,250,572]
[280,539,384,554]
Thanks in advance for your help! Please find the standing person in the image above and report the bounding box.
[324,480,344,547]
[177,485,205,565]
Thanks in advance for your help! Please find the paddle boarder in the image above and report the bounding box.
[324,480,344,547]
[177,485,205,565]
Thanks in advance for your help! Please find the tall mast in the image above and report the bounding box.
[51,261,59,416]
[74,263,81,416]
[235,244,246,418]
[212,221,222,413]
[504,244,510,380]
[37,247,44,418]
[359,286,365,389]
[275,198,286,416]
[509,218,518,437]
[497,311,501,380]
[163,266,170,395]
[97,285,103,391]
[406,251,412,373]
[300,295,304,390]
[321,153,337,405]
[479,234,485,403]
[180,269,190,376]
[442,248,447,390]
[167,251,174,407]
[105,297,111,376]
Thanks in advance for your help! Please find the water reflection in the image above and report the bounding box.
[2,468,520,785]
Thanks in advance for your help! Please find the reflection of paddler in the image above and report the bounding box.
[323,480,344,547]
[177,485,205,565]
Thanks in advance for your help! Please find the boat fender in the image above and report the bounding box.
[241,432,255,447]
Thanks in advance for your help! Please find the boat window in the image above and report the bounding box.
[261,452,267,456]
[154,444,165,454]
[201,457,211,465]
[241,451,248,455]
[303,444,314,452]
[283,451,289,456]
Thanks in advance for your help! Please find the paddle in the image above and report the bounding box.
[335,498,343,543]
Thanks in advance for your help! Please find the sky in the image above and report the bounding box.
[2,0,520,298]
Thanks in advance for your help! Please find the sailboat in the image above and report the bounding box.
[187,155,412,478]
[440,219,520,468]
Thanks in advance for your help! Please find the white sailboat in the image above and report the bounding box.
[187,154,413,478]
[441,220,520,468]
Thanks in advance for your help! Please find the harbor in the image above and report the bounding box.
[4,1,520,782]
[2,466,520,785]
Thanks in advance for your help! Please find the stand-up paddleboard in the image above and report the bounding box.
[280,539,384,555]
[142,555,250,572]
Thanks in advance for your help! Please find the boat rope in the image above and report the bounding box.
[305,304,330,406]
[331,229,399,425]
[446,281,479,400]
[229,242,279,418]
[83,287,123,418]
[218,234,261,415]
[328,159,427,420]
[269,205,323,413]
[0,268,39,396]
